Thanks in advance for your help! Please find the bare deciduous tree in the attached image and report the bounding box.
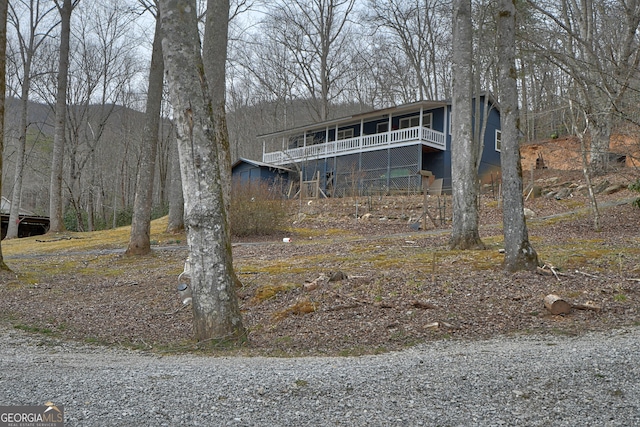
[449,0,484,250]
[526,0,640,174]
[497,0,538,271]
[48,0,77,233]
[366,0,451,101]
[165,134,184,233]
[127,0,163,256]
[0,0,10,268]
[159,0,245,343]
[265,0,356,121]
[5,0,56,239]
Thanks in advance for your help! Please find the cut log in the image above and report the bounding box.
[544,294,572,315]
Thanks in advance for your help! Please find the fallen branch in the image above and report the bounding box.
[575,270,599,279]
[164,304,190,316]
[36,236,83,242]
[627,278,640,282]
[539,264,566,281]
[411,300,438,310]
[572,302,601,312]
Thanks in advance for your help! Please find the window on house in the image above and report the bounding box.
[337,128,354,140]
[495,130,502,152]
[400,116,420,129]
[423,113,432,129]
[399,113,432,129]
[377,122,388,133]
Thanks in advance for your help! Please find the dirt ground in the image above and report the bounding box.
[1,168,640,356]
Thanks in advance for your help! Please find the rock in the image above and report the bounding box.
[328,271,348,282]
[546,177,559,185]
[554,187,573,199]
[303,281,319,291]
[523,208,536,219]
[602,184,626,195]
[361,213,372,220]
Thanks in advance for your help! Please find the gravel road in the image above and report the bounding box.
[1,326,639,427]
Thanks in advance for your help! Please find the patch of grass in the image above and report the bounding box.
[614,293,628,302]
[13,324,53,335]
[1,216,181,257]
[471,250,504,270]
[252,283,299,304]
[294,379,309,387]
[273,300,318,321]
[558,199,584,210]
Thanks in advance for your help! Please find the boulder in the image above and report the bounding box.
[554,187,573,200]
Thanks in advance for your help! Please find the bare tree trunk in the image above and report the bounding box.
[0,0,10,268]
[126,9,163,256]
[497,0,538,272]
[49,0,74,233]
[160,0,244,343]
[570,100,601,231]
[203,0,232,222]
[449,0,483,250]
[166,135,184,233]
[6,75,29,239]
[588,113,611,175]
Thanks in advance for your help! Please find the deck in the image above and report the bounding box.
[263,126,446,166]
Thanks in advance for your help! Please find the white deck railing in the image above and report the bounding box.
[263,126,446,165]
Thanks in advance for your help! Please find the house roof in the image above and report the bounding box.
[257,100,447,138]
[232,157,293,173]
[257,94,500,139]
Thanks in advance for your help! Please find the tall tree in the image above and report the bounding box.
[366,0,451,101]
[159,0,245,342]
[65,0,138,232]
[265,0,356,121]
[526,0,640,174]
[497,0,538,271]
[165,134,184,233]
[449,0,484,250]
[0,0,10,269]
[48,0,77,233]
[126,0,163,256]
[203,0,232,224]
[5,0,56,239]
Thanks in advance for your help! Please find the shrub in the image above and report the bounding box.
[230,179,289,237]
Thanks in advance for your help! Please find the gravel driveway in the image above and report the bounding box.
[1,326,639,426]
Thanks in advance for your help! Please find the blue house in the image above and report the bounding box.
[231,158,292,187]
[258,97,501,196]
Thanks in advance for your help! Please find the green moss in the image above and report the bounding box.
[252,283,299,304]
